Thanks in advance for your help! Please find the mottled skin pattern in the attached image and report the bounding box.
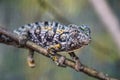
[14,21,91,71]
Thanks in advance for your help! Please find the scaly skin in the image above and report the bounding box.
[13,21,91,71]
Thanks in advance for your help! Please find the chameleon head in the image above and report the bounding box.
[78,25,91,45]
[68,24,91,46]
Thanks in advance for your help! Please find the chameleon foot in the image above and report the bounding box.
[27,57,35,68]
[56,56,66,67]
[75,60,83,71]
[68,52,83,71]
[51,56,66,67]
[18,36,27,47]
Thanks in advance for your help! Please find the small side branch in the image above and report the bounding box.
[0,27,118,80]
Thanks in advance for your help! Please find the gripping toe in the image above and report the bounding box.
[75,60,83,71]
[18,36,27,47]
[52,56,66,67]
[58,56,66,67]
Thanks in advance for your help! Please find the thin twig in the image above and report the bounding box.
[0,27,118,80]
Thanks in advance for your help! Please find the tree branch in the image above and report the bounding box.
[0,27,118,80]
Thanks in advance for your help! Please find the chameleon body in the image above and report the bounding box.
[13,21,91,71]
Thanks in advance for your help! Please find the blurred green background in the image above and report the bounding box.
[0,0,120,80]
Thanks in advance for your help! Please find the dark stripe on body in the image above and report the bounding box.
[53,22,58,33]
[44,21,49,26]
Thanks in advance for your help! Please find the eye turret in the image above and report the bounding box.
[79,25,91,37]
[68,24,91,37]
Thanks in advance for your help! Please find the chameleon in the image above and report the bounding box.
[13,21,91,71]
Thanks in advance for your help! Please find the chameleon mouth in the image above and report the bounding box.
[82,38,91,45]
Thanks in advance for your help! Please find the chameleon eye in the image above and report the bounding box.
[80,25,87,31]
[79,25,91,36]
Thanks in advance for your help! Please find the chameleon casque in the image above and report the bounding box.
[13,21,91,71]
